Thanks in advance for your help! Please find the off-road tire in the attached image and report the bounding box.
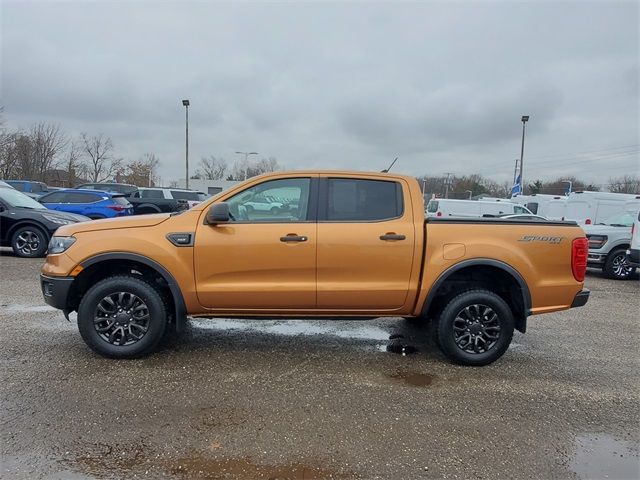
[77,275,168,358]
[11,225,48,258]
[435,289,514,366]
[603,248,636,280]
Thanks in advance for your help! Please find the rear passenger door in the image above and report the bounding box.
[316,176,416,311]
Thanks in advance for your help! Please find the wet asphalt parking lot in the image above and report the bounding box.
[1,249,639,480]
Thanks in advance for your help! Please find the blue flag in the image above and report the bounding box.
[511,174,522,197]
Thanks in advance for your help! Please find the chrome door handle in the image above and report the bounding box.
[280,235,308,242]
[380,234,406,241]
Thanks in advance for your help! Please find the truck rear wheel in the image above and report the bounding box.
[77,275,167,358]
[435,289,514,366]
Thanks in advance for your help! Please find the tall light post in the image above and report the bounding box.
[519,115,529,194]
[235,151,258,180]
[182,100,190,189]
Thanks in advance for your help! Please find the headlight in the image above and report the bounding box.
[587,235,607,249]
[48,236,76,254]
[42,214,72,225]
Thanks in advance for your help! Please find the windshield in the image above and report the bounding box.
[0,187,47,209]
[599,211,635,227]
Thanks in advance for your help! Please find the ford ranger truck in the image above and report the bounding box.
[41,171,590,366]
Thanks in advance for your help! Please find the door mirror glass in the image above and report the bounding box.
[207,202,230,224]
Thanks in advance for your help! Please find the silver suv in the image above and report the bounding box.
[584,211,637,280]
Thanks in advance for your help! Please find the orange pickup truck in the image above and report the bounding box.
[41,171,589,365]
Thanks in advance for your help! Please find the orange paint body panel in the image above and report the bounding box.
[43,170,587,321]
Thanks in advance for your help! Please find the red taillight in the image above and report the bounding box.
[585,218,592,225]
[107,205,125,211]
[437,211,442,217]
[572,237,588,282]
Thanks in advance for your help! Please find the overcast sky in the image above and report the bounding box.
[2,1,638,186]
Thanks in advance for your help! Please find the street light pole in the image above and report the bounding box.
[182,100,190,189]
[520,115,529,194]
[235,151,258,180]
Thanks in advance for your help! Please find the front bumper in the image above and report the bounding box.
[625,248,639,268]
[587,251,606,265]
[41,274,74,310]
[570,289,590,308]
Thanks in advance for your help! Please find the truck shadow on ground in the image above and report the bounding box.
[162,317,444,362]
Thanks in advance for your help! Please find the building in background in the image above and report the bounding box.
[175,179,239,196]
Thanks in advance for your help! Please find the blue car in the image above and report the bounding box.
[38,188,134,219]
[3,180,50,199]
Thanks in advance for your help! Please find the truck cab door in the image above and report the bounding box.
[194,176,318,311]
[316,176,417,312]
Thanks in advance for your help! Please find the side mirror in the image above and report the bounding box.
[207,202,230,224]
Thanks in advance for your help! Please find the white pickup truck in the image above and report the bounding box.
[584,211,637,279]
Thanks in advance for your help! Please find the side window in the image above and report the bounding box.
[9,182,25,191]
[514,205,528,214]
[226,178,311,223]
[31,183,43,193]
[170,190,199,201]
[40,192,66,203]
[66,192,100,203]
[141,189,164,199]
[525,202,538,214]
[325,178,403,221]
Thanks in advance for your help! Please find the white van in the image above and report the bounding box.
[565,191,638,225]
[511,194,568,221]
[426,198,532,218]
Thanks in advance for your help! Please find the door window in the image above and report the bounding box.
[324,178,402,221]
[226,178,311,222]
[40,192,66,203]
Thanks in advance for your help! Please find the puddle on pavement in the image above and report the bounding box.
[169,456,356,479]
[387,371,435,388]
[571,434,639,480]
[190,318,391,342]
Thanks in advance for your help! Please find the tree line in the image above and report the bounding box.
[1,116,636,194]
[0,120,159,187]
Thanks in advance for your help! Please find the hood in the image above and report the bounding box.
[55,213,170,236]
[582,224,630,235]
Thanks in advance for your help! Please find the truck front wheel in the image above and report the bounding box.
[77,275,168,358]
[435,290,514,366]
[603,248,636,280]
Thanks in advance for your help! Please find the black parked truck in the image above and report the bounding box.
[75,182,189,215]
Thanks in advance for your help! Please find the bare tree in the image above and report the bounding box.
[122,153,160,187]
[29,123,67,180]
[80,132,119,182]
[198,156,227,180]
[608,175,640,194]
[227,156,280,180]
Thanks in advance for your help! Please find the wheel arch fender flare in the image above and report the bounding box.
[7,221,51,244]
[79,252,187,331]
[420,258,532,332]
[136,203,162,213]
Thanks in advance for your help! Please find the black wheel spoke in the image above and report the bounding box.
[453,303,501,355]
[94,291,150,347]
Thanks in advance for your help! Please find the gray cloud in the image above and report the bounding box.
[2,1,638,185]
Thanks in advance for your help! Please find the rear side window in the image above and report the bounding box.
[141,189,164,199]
[325,178,403,221]
[170,190,199,201]
[112,196,132,206]
[526,202,538,214]
[426,200,439,213]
